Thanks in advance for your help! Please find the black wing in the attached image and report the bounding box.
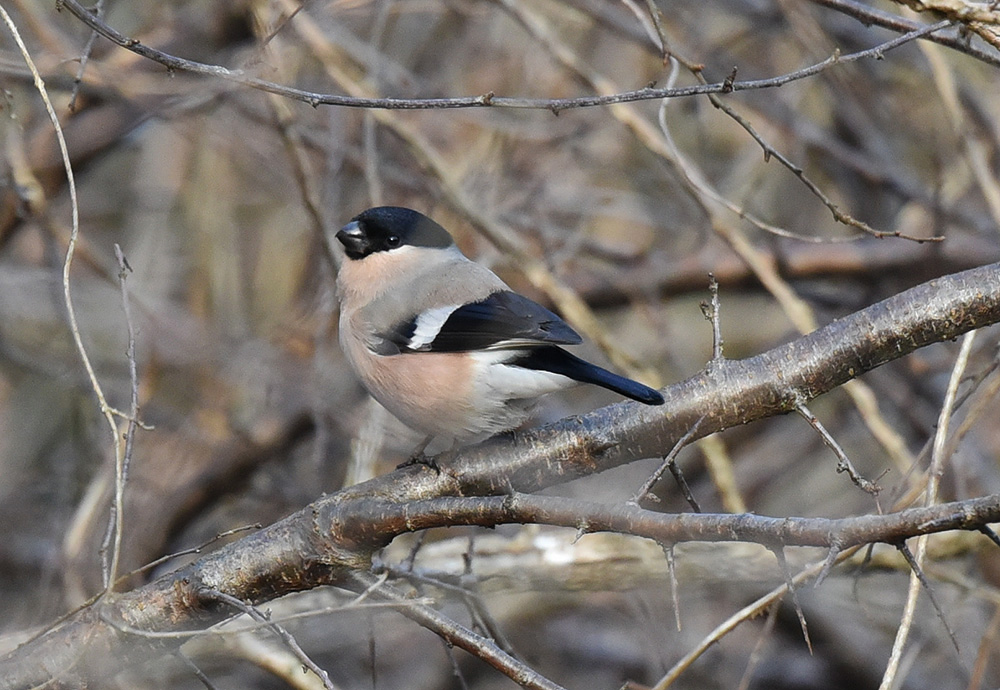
[511,346,665,405]
[387,290,583,353]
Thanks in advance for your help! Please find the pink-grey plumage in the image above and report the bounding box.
[335,206,664,444]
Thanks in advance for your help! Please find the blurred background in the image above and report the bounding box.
[2,0,1000,687]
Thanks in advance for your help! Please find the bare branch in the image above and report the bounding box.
[56,0,954,111]
[354,573,568,690]
[796,403,880,496]
[3,262,1000,687]
[630,415,705,507]
[808,0,1000,66]
[202,588,336,690]
[701,274,724,361]
[770,546,812,653]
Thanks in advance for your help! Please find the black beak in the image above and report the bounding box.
[336,220,369,260]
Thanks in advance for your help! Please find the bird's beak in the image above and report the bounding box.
[336,220,369,259]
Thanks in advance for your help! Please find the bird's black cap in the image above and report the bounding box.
[337,207,454,260]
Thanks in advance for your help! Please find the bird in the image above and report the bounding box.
[335,206,664,452]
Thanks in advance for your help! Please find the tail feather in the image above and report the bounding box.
[512,347,664,405]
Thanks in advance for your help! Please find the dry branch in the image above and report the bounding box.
[3,260,1000,688]
[55,0,978,109]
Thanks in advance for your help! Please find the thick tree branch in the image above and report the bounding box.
[345,493,1000,550]
[3,262,1000,687]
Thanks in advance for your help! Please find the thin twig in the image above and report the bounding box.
[106,244,141,591]
[444,643,471,690]
[367,609,378,690]
[917,32,1000,233]
[796,403,880,497]
[619,0,668,58]
[403,530,430,571]
[100,594,433,641]
[770,546,812,653]
[806,0,1000,67]
[68,0,104,112]
[362,0,394,206]
[701,274,724,361]
[979,526,1000,550]
[666,457,702,513]
[121,524,262,580]
[705,87,942,242]
[175,651,219,690]
[968,604,1000,690]
[894,541,960,654]
[0,3,127,598]
[353,572,568,690]
[630,415,705,507]
[814,544,843,587]
[250,5,339,273]
[735,603,779,690]
[640,0,669,61]
[386,566,520,657]
[651,547,861,690]
[663,544,682,631]
[878,330,976,690]
[202,588,337,690]
[57,0,954,111]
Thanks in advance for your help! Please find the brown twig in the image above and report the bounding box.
[806,0,1000,66]
[202,588,336,690]
[354,572,568,690]
[631,416,705,507]
[796,402,880,497]
[57,0,954,111]
[67,0,103,112]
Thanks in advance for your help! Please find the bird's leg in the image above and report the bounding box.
[396,434,439,472]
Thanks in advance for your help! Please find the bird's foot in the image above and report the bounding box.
[396,452,440,473]
[396,435,440,473]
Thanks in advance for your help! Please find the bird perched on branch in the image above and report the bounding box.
[335,206,664,451]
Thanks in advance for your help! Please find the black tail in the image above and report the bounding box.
[513,347,665,405]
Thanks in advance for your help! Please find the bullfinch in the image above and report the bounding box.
[335,206,665,447]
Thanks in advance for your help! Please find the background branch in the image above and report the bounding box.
[57,0,967,110]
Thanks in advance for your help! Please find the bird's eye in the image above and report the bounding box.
[386,235,401,248]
